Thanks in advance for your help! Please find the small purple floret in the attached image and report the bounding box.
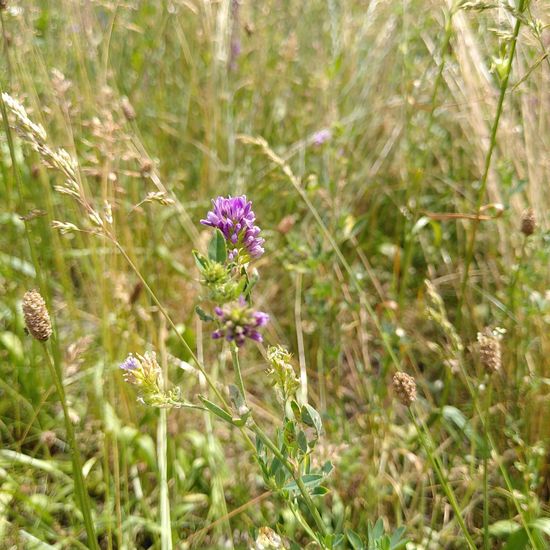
[200,195,265,259]
[312,128,332,146]
[120,355,139,371]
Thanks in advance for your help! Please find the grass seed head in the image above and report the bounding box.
[520,208,536,236]
[22,290,52,341]
[477,328,502,373]
[392,372,417,407]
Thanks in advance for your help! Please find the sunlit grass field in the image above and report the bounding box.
[0,1,549,548]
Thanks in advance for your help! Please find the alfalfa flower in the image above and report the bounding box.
[392,371,417,407]
[22,290,52,341]
[212,297,269,347]
[120,352,177,407]
[201,195,264,260]
[477,328,502,373]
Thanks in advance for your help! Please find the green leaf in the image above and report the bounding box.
[346,529,365,550]
[0,332,23,362]
[283,473,323,493]
[531,518,550,537]
[311,485,329,496]
[489,520,521,537]
[297,430,308,454]
[195,306,214,322]
[301,403,323,436]
[208,229,227,263]
[228,384,247,415]
[389,526,407,549]
[192,250,208,272]
[322,460,334,475]
[198,396,234,424]
[442,405,487,455]
[503,528,528,550]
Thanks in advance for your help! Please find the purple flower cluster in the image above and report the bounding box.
[201,195,265,260]
[212,297,269,347]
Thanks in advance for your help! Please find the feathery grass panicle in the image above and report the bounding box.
[392,372,417,407]
[22,289,52,341]
[520,208,536,236]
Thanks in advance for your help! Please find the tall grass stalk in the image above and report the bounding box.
[0,84,99,549]
[409,411,477,549]
[43,344,99,549]
[158,407,172,550]
[457,0,528,326]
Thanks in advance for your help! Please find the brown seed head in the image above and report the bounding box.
[22,290,52,341]
[392,371,417,407]
[477,328,501,373]
[520,208,536,236]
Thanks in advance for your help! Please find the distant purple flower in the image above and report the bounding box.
[201,195,265,259]
[211,297,269,347]
[312,128,332,146]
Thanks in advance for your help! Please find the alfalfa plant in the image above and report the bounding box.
[120,195,407,549]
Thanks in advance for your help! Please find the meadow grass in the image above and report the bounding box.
[0,0,549,548]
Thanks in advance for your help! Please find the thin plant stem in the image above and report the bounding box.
[250,420,329,544]
[409,410,477,550]
[457,0,527,327]
[482,380,493,550]
[231,344,247,405]
[43,344,99,550]
[158,322,173,550]
[450,357,539,548]
[158,407,172,550]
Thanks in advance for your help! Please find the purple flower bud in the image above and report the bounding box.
[210,298,269,347]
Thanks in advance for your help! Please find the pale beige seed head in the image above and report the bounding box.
[22,290,52,341]
[520,208,536,236]
[477,329,501,373]
[392,371,417,407]
[121,97,136,121]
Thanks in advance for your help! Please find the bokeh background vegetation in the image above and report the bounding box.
[0,0,549,548]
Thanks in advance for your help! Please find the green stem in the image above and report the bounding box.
[43,344,99,549]
[158,408,173,550]
[446,359,539,548]
[228,346,328,545]
[231,345,247,405]
[410,411,477,550]
[457,0,527,327]
[250,421,329,545]
[482,381,493,550]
